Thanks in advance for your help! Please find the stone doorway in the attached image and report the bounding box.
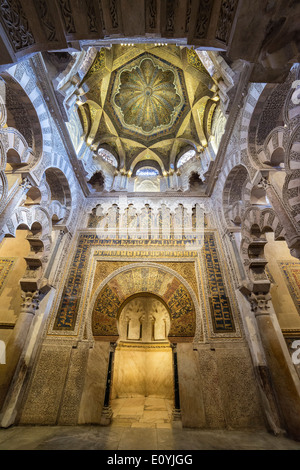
[110,295,176,428]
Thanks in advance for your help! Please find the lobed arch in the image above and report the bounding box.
[84,159,114,192]
[175,145,197,171]
[5,67,55,172]
[86,262,202,342]
[260,127,289,168]
[179,162,204,192]
[0,72,43,163]
[269,147,285,168]
[241,206,285,242]
[23,176,68,226]
[0,206,52,257]
[34,178,51,207]
[240,206,286,285]
[32,155,79,225]
[44,166,72,209]
[222,164,251,227]
[248,83,286,159]
[118,292,171,320]
[1,128,34,168]
[129,150,166,175]
[97,144,120,169]
[24,187,42,206]
[132,159,162,177]
[0,211,52,294]
[246,67,298,169]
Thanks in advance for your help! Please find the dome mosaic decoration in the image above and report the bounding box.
[105,51,190,145]
[76,45,217,170]
[114,57,182,134]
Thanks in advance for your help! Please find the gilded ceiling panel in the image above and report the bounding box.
[77,45,217,168]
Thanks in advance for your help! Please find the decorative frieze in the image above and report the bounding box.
[0,0,35,51]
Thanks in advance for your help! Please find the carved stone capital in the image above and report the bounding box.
[20,177,31,192]
[109,342,117,353]
[227,231,235,242]
[249,293,272,317]
[20,290,40,315]
[258,176,271,191]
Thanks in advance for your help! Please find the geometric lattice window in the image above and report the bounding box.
[177,149,196,168]
[136,167,159,177]
[98,148,118,167]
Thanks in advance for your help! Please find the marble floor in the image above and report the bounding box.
[111,397,174,428]
[0,421,300,450]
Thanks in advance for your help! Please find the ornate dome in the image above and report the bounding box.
[76,45,217,171]
[114,57,181,134]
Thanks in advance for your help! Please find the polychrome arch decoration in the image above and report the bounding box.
[91,264,197,339]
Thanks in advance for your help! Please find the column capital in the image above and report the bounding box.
[20,177,31,193]
[20,290,40,315]
[258,176,271,191]
[249,292,272,317]
[109,342,117,353]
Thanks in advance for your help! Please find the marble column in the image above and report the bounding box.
[249,292,300,440]
[0,290,39,412]
[100,342,116,426]
[171,343,181,421]
[236,289,283,435]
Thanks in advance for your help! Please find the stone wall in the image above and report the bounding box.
[111,344,173,400]
[19,336,265,430]
[177,342,265,430]
[19,340,92,425]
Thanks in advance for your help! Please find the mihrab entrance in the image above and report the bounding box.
[111,295,176,428]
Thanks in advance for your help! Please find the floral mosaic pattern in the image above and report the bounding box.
[114,57,181,134]
[92,266,196,338]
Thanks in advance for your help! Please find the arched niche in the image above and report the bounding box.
[132,159,162,177]
[270,147,285,168]
[5,149,24,170]
[24,187,42,206]
[188,172,203,192]
[97,146,119,169]
[5,148,24,191]
[45,167,72,208]
[222,164,249,227]
[117,294,171,342]
[175,146,197,170]
[176,149,196,169]
[111,294,174,407]
[1,73,43,157]
[87,171,105,192]
[91,265,198,341]
[268,147,286,195]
